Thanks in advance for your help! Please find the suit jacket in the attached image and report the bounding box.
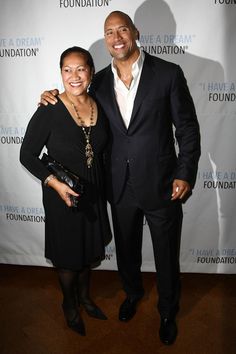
[90,52,201,209]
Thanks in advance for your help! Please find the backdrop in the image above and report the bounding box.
[0,0,235,273]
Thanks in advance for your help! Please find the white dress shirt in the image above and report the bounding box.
[111,50,145,129]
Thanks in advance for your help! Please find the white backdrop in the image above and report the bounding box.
[0,0,236,273]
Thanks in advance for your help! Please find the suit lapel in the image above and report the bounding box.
[97,67,127,132]
[97,54,156,133]
[129,54,155,129]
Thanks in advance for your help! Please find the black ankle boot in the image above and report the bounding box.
[79,298,107,320]
[77,267,108,320]
[62,304,86,336]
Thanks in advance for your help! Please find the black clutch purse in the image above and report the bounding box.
[41,153,84,207]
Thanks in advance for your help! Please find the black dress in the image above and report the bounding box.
[20,98,111,270]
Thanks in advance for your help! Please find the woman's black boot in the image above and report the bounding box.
[77,267,107,320]
[62,303,86,336]
[58,268,86,335]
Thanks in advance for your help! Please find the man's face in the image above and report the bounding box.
[104,13,138,61]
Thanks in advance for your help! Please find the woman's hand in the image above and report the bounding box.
[39,89,59,106]
[47,177,79,207]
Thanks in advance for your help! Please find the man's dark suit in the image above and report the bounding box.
[91,52,201,319]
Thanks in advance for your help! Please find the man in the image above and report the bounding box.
[40,11,201,345]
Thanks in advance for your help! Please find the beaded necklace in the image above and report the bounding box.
[68,96,94,168]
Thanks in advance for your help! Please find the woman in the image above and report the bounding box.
[20,46,111,336]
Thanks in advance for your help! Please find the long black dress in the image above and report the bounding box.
[20,98,111,270]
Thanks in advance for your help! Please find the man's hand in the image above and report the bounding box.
[39,89,59,106]
[171,179,191,201]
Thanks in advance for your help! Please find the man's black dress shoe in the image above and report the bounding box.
[119,297,139,321]
[159,318,177,345]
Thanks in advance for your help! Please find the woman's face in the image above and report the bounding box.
[61,52,92,97]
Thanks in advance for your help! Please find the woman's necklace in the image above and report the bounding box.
[68,96,94,168]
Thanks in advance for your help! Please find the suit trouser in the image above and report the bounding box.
[110,173,183,319]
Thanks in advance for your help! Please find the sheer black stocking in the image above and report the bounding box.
[77,267,107,320]
[58,268,85,335]
[77,267,91,305]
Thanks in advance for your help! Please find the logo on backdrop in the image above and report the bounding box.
[199,81,236,102]
[188,247,236,264]
[198,170,236,189]
[0,37,44,58]
[104,245,116,261]
[0,125,25,145]
[214,0,236,4]
[59,0,111,8]
[0,205,45,223]
[139,33,196,56]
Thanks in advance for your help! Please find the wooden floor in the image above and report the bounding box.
[0,265,235,354]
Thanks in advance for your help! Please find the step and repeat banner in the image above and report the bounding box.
[0,0,236,273]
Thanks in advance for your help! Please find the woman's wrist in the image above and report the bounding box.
[44,174,56,186]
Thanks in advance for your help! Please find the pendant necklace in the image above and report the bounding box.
[69,96,94,168]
